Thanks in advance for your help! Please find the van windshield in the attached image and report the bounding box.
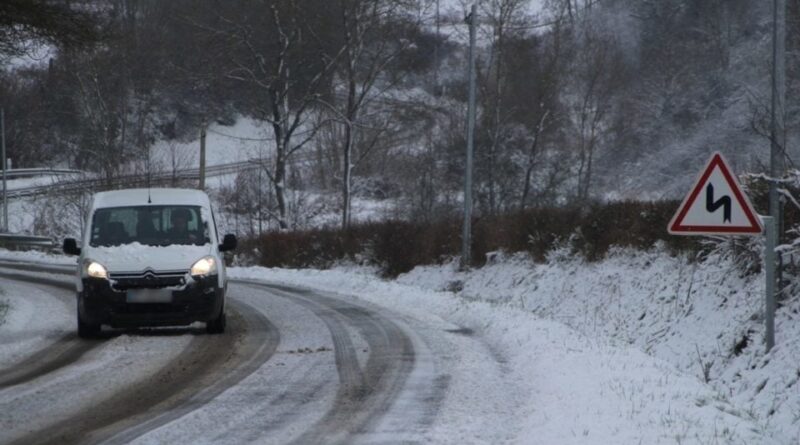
[90,205,210,247]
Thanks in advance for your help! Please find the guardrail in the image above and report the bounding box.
[0,168,83,179]
[2,153,323,200]
[0,233,58,250]
[4,159,264,199]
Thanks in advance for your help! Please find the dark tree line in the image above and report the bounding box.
[0,0,788,233]
[0,0,100,58]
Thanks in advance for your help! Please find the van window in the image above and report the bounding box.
[90,205,209,247]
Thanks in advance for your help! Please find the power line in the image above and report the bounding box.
[206,128,273,141]
[206,124,323,142]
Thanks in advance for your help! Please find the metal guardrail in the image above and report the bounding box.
[0,168,82,179]
[0,233,58,249]
[2,153,320,200]
[4,159,264,199]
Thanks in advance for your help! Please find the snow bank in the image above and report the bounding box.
[399,248,800,444]
[230,262,776,444]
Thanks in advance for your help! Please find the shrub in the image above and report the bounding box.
[243,200,706,277]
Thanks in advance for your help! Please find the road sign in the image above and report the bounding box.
[668,152,763,235]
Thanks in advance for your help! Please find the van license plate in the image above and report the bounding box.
[127,289,172,303]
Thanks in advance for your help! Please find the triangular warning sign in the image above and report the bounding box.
[668,152,763,236]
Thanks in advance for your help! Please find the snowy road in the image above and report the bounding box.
[0,261,521,445]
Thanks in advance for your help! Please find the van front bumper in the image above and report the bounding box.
[79,276,224,328]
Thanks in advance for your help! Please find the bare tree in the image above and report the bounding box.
[214,2,343,229]
[473,0,533,214]
[558,12,622,203]
[71,55,128,184]
[317,0,421,229]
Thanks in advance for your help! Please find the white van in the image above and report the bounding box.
[63,188,237,338]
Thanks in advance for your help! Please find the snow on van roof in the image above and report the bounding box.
[91,188,211,209]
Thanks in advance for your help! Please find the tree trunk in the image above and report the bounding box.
[270,89,289,230]
[274,152,288,230]
[342,123,352,229]
[341,56,358,229]
[521,161,535,210]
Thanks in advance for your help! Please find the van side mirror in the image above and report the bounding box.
[63,238,81,256]
[219,234,237,252]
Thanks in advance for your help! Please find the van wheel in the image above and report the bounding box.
[207,311,226,334]
[77,314,100,339]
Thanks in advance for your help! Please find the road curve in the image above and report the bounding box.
[0,261,514,444]
[0,267,279,445]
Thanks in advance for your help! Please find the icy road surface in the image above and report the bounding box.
[0,261,521,444]
[0,256,777,444]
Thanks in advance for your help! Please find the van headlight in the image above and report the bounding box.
[191,256,216,277]
[85,261,108,279]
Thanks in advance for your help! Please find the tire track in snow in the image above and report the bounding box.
[0,269,101,389]
[6,300,277,445]
[1,262,446,443]
[0,334,100,389]
[241,281,429,445]
[0,265,280,445]
[101,299,280,445]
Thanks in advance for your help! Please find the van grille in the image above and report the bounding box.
[110,270,187,290]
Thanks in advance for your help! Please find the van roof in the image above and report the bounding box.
[91,188,211,210]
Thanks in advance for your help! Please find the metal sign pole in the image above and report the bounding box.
[199,120,207,191]
[1,107,7,233]
[763,215,776,352]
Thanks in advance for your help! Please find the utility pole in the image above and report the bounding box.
[461,3,477,270]
[199,119,207,190]
[434,0,440,92]
[1,108,7,233]
[767,0,785,351]
[258,149,263,236]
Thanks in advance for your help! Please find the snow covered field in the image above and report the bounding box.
[149,118,267,170]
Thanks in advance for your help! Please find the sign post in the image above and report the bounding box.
[763,216,776,351]
[668,151,775,352]
[1,108,6,233]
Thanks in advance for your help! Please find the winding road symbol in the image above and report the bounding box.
[705,183,731,223]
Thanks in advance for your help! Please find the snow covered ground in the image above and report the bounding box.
[395,247,800,443]
[2,115,398,236]
[0,243,794,443]
[230,252,787,444]
[0,278,73,367]
[4,175,60,191]
[149,118,268,170]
